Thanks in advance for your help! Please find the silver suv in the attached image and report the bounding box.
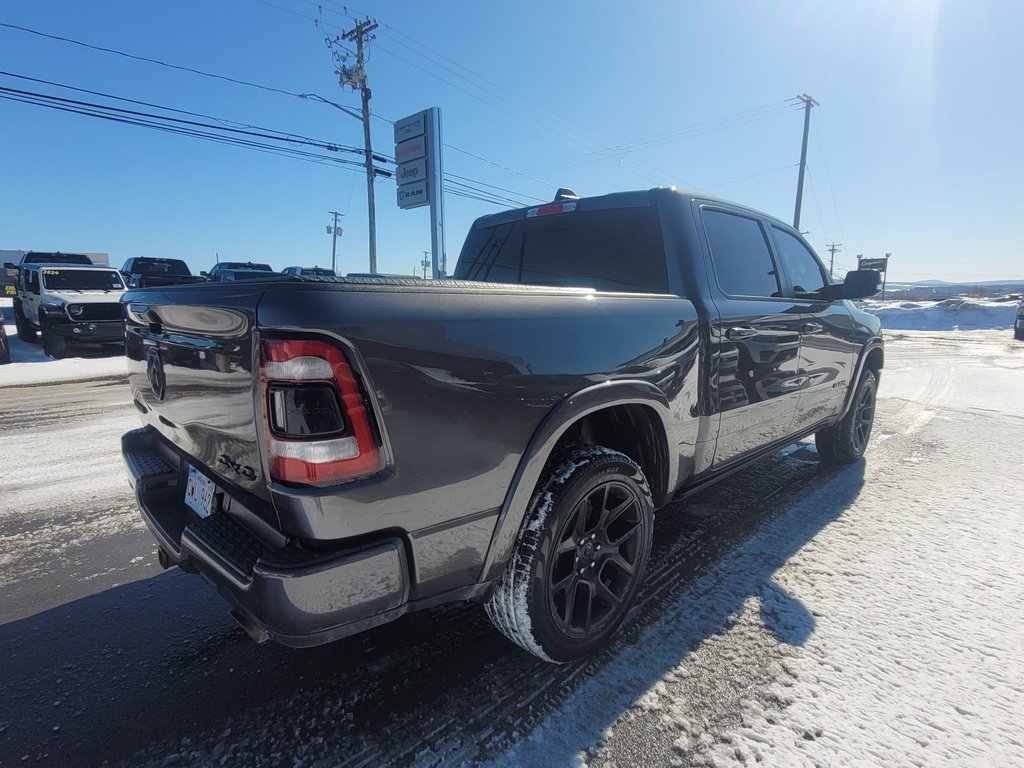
[11,264,126,358]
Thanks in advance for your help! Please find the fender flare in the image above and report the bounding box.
[839,337,884,418]
[480,379,677,583]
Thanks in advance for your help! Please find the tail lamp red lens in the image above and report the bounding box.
[260,339,382,484]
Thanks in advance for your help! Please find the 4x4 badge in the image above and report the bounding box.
[146,349,166,401]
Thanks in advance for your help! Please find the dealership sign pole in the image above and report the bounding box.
[394,108,446,278]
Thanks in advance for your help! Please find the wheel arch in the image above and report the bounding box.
[839,338,884,418]
[480,380,676,583]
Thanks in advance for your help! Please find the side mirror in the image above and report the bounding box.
[838,270,881,300]
[3,262,16,270]
[199,271,209,277]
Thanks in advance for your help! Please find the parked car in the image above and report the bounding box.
[1015,297,1024,341]
[0,313,10,364]
[282,266,337,277]
[121,257,204,289]
[202,262,273,279]
[12,263,126,357]
[121,188,883,662]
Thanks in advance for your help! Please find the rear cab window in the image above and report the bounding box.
[134,259,191,276]
[455,207,669,294]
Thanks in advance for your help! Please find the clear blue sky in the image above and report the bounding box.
[1,0,1020,282]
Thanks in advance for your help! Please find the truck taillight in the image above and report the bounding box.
[260,339,382,485]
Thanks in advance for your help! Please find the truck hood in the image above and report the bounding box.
[45,290,126,305]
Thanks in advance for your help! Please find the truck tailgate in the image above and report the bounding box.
[123,287,270,504]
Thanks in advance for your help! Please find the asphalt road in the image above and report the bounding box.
[1,331,1019,767]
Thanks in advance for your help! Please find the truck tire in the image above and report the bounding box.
[486,446,654,663]
[815,368,878,466]
[1015,325,1024,341]
[13,301,37,343]
[41,319,68,359]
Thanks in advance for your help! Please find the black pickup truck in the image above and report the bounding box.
[121,188,882,662]
[120,257,205,289]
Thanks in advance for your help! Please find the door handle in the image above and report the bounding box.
[726,326,758,340]
[801,322,823,335]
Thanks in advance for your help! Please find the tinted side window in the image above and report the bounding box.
[702,210,781,298]
[770,227,827,299]
[455,208,669,293]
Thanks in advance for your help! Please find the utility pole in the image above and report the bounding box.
[882,253,891,300]
[793,94,818,231]
[336,18,379,273]
[327,211,344,273]
[825,242,842,279]
[421,251,430,279]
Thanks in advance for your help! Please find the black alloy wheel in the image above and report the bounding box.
[851,378,876,453]
[547,481,645,639]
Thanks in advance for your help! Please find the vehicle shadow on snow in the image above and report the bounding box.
[0,453,863,767]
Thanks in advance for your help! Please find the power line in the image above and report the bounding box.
[0,20,374,121]
[0,14,617,211]
[813,121,847,247]
[0,21,301,98]
[704,163,800,190]
[534,102,801,175]
[0,72,369,157]
[0,88,371,171]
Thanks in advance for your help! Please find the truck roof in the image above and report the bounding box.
[470,187,792,230]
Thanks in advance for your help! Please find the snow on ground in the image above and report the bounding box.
[0,298,126,387]
[0,391,141,587]
[861,297,1017,331]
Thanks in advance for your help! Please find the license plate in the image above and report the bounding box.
[184,465,216,518]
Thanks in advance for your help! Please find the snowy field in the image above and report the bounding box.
[1,329,1023,767]
[861,296,1018,331]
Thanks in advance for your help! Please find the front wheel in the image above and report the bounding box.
[1014,325,1024,341]
[41,320,69,359]
[816,368,877,465]
[486,446,654,663]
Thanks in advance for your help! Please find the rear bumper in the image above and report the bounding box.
[122,427,410,647]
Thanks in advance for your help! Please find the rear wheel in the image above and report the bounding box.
[486,446,654,663]
[816,368,877,465]
[1014,325,1024,341]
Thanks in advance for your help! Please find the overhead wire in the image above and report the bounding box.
[0,71,369,157]
[0,88,371,171]
[813,121,848,246]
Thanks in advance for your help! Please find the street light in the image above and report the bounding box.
[297,93,362,121]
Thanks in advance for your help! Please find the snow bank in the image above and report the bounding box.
[0,298,126,387]
[862,297,1017,331]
